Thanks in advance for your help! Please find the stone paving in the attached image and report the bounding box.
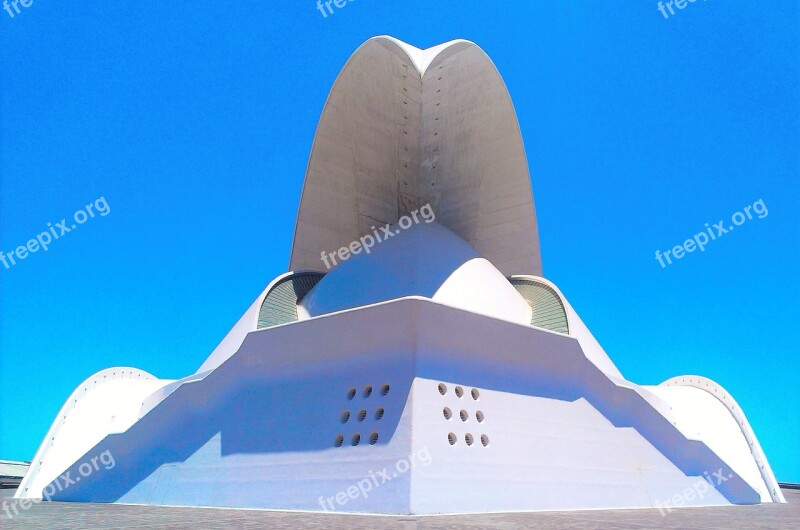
[0,487,796,529]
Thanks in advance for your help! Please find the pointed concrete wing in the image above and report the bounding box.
[290,36,542,276]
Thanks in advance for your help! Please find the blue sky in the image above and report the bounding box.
[1,0,798,484]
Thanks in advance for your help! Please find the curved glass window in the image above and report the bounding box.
[509,278,569,334]
[257,272,325,329]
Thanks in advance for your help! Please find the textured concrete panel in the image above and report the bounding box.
[290,37,542,276]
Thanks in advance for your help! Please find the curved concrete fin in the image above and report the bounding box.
[290,36,542,276]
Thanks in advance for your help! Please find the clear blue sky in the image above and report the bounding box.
[1,1,798,483]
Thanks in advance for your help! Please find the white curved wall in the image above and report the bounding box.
[645,385,771,502]
[299,222,531,326]
[433,258,532,326]
[16,368,169,500]
[197,293,265,374]
[651,376,785,504]
[290,36,542,277]
[511,275,623,379]
[197,271,303,374]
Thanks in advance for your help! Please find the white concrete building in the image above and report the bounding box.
[16,36,784,514]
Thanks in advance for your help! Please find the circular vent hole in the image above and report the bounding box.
[448,432,457,445]
[347,387,356,400]
[352,433,361,446]
[443,407,452,420]
[460,410,469,422]
[363,385,373,398]
[465,433,474,446]
[471,388,480,400]
[341,410,351,423]
[375,408,385,420]
[455,386,464,398]
[369,432,379,445]
[481,434,489,447]
[334,435,344,447]
[438,383,447,395]
[381,384,390,395]
[358,409,367,422]
[476,411,485,423]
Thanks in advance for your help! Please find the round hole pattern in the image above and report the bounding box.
[448,432,457,445]
[363,385,373,398]
[347,388,356,400]
[476,410,484,423]
[358,409,367,422]
[455,386,464,398]
[438,383,447,395]
[381,384,390,396]
[352,433,361,446]
[481,434,489,446]
[460,410,469,422]
[471,388,480,400]
[465,433,474,446]
[443,407,452,420]
[341,410,351,423]
[369,432,379,445]
[334,435,344,447]
[375,408,385,420]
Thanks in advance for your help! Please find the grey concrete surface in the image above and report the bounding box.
[290,37,542,277]
[0,487,797,529]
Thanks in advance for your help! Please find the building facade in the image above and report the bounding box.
[15,37,784,514]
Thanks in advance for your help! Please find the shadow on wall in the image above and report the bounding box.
[411,301,762,506]
[46,333,414,504]
[301,222,480,317]
[46,299,760,507]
